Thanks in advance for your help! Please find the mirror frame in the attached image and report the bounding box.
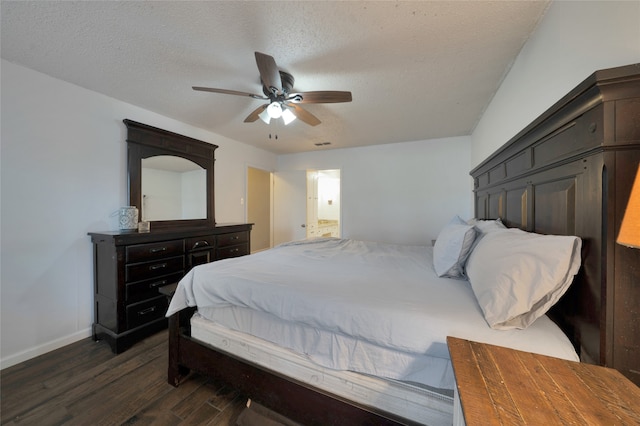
[124,119,217,230]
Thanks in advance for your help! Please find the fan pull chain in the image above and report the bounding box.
[269,134,278,140]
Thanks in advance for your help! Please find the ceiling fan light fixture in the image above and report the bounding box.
[195,53,351,127]
[258,107,271,124]
[267,102,283,119]
[282,108,297,125]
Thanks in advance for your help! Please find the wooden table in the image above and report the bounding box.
[447,336,640,425]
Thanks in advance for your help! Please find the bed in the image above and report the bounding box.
[167,235,582,425]
[165,63,640,425]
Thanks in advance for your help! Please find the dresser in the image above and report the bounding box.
[89,223,252,353]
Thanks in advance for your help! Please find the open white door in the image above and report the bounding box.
[273,171,307,245]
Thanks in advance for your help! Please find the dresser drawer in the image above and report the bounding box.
[185,235,216,251]
[217,244,249,259]
[126,271,184,303]
[126,296,168,330]
[217,231,249,248]
[126,239,184,263]
[125,255,184,282]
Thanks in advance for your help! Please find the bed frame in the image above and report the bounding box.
[167,64,640,425]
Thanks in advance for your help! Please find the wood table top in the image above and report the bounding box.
[447,336,640,425]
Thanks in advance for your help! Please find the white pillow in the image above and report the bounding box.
[465,228,581,330]
[433,216,477,278]
[467,218,506,234]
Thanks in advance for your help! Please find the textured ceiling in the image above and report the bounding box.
[1,1,550,155]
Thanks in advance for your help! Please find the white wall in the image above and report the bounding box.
[278,137,473,245]
[472,0,640,167]
[0,59,277,368]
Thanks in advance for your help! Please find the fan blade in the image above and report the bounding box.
[289,104,321,126]
[287,91,352,104]
[192,86,268,100]
[255,52,282,95]
[244,104,268,123]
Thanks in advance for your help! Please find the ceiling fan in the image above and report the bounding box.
[193,52,352,127]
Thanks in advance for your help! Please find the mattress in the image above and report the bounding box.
[190,313,455,426]
[198,304,457,390]
[168,238,579,391]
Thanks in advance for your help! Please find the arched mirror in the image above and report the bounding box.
[125,119,217,230]
[141,156,206,221]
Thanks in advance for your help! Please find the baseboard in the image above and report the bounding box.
[0,328,92,370]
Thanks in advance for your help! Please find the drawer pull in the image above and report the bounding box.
[149,247,167,254]
[231,236,240,240]
[138,306,156,316]
[192,240,210,249]
[149,279,168,289]
[149,263,167,271]
[231,248,239,253]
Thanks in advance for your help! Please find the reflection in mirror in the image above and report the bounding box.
[141,155,206,221]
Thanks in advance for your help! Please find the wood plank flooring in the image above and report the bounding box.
[1,331,247,426]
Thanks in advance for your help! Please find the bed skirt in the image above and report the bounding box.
[190,313,454,426]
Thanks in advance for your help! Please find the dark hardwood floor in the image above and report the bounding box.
[1,331,247,425]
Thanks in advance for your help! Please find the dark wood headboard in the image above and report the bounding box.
[470,64,640,386]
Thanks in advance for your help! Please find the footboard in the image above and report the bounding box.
[166,308,419,426]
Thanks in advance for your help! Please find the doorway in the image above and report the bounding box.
[247,166,272,252]
[307,170,341,239]
[271,169,342,246]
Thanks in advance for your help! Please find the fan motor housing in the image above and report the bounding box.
[262,71,295,97]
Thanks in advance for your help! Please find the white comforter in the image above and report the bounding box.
[166,238,578,364]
